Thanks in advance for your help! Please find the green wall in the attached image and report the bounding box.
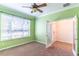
[1,4,79,55]
[0,5,36,50]
[36,6,79,55]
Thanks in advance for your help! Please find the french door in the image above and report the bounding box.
[46,21,57,47]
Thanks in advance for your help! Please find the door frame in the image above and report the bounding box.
[46,16,77,56]
[72,16,77,56]
[46,21,55,48]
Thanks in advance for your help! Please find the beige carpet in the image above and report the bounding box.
[0,41,73,56]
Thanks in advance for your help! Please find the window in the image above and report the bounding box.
[23,20,30,37]
[12,17,24,39]
[1,13,12,41]
[1,13,30,41]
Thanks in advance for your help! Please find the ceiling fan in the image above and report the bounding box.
[63,3,70,7]
[22,3,47,13]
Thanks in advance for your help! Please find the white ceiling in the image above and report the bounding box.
[0,3,79,17]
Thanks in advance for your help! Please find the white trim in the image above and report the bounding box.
[46,21,57,48]
[72,49,77,56]
[72,16,77,56]
[0,40,34,51]
[36,40,46,45]
[46,41,56,48]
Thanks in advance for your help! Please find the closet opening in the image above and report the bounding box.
[46,16,77,56]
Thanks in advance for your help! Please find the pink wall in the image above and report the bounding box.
[51,17,76,44]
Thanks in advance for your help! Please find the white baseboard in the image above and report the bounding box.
[46,40,56,48]
[36,40,46,45]
[56,40,73,44]
[72,49,77,56]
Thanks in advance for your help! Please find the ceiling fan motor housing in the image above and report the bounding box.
[31,8,37,13]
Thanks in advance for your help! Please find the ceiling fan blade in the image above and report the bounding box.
[32,3,38,8]
[38,3,47,8]
[36,8,43,13]
[22,6,32,9]
[63,3,70,7]
[33,3,37,6]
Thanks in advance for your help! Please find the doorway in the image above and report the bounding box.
[46,17,77,55]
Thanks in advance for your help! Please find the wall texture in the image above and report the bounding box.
[0,5,36,50]
[55,18,74,44]
[36,6,79,55]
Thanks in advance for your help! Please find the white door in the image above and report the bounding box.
[46,21,57,47]
[73,16,77,55]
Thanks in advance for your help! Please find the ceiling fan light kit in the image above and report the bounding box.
[31,8,37,13]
